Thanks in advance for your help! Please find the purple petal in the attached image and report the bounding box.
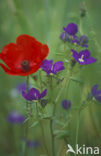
[95,96,101,103]
[81,44,88,48]
[40,60,53,75]
[26,140,40,148]
[22,88,40,101]
[16,83,30,92]
[85,57,97,64]
[91,85,101,103]
[7,111,25,124]
[22,89,33,101]
[79,50,90,59]
[52,61,65,74]
[91,84,98,96]
[32,141,40,148]
[80,35,88,44]
[40,89,47,99]
[31,88,41,100]
[72,39,79,44]
[60,32,71,42]
[71,49,79,62]
[63,23,78,35]
[27,140,32,148]
[96,90,101,95]
[61,100,71,110]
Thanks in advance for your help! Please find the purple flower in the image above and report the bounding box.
[72,35,88,47]
[10,82,31,98]
[60,32,71,42]
[7,111,25,124]
[71,49,96,65]
[80,35,88,45]
[27,140,40,148]
[40,60,65,75]
[32,140,40,148]
[91,84,101,103]
[16,82,31,93]
[63,23,78,36]
[22,88,47,101]
[61,99,71,110]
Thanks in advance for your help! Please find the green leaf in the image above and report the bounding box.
[23,117,30,124]
[55,53,64,56]
[64,59,69,63]
[29,121,39,128]
[54,130,69,139]
[55,120,64,126]
[70,77,83,83]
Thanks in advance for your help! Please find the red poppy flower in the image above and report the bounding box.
[0,34,49,76]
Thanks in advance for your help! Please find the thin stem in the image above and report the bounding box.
[49,76,56,156]
[89,103,100,139]
[50,120,55,156]
[24,76,30,156]
[55,43,72,103]
[36,102,50,156]
[55,76,70,103]
[40,121,50,156]
[75,111,80,156]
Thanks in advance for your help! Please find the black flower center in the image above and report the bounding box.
[21,60,30,72]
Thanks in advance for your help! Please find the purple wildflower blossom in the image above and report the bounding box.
[22,88,47,101]
[60,32,71,42]
[63,23,78,36]
[7,111,25,124]
[16,82,31,93]
[27,140,40,148]
[61,99,71,110]
[40,60,65,75]
[71,49,96,65]
[72,35,88,47]
[10,82,31,98]
[91,84,101,103]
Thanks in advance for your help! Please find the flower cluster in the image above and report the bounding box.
[60,22,97,65]
[72,35,88,48]
[60,22,88,48]
[60,23,78,42]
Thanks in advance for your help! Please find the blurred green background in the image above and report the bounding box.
[0,0,101,156]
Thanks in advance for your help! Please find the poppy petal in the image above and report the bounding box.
[0,63,17,75]
[0,35,49,76]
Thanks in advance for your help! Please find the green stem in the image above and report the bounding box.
[89,103,100,139]
[75,111,80,156]
[55,43,72,103]
[36,102,50,156]
[49,76,56,156]
[55,76,70,103]
[24,76,30,156]
[50,120,55,156]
